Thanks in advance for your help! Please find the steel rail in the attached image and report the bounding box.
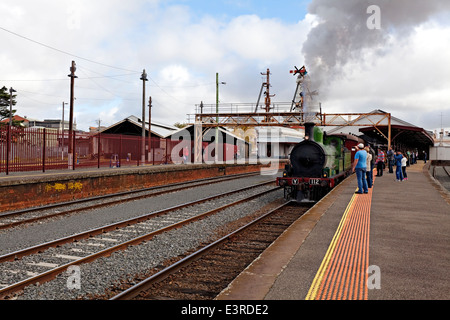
[0,180,273,263]
[110,201,294,300]
[0,172,260,230]
[443,166,450,178]
[0,185,280,300]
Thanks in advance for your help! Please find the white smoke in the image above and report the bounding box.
[302,0,450,96]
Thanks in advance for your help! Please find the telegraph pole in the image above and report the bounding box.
[140,69,148,164]
[261,68,275,122]
[68,61,77,169]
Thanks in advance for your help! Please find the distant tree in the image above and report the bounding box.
[174,122,188,129]
[0,86,17,124]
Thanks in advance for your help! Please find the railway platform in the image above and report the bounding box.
[0,162,284,212]
[216,162,450,300]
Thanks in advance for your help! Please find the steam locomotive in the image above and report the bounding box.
[277,123,363,203]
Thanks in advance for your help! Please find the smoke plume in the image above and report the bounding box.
[302,0,450,95]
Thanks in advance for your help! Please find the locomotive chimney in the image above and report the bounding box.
[304,122,315,141]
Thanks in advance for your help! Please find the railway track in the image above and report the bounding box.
[108,201,310,301]
[0,172,259,230]
[432,165,450,192]
[0,180,279,299]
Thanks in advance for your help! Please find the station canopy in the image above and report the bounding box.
[324,109,434,150]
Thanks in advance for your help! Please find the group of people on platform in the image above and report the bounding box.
[351,143,424,194]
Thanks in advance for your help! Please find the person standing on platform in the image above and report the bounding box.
[401,154,408,181]
[376,148,385,177]
[394,151,404,181]
[423,150,427,164]
[365,146,373,188]
[387,147,395,173]
[183,147,189,164]
[352,143,368,194]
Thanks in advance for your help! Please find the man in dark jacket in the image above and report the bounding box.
[387,147,395,173]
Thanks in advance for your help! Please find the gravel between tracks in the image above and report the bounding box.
[16,189,282,300]
[0,174,274,256]
[0,173,282,300]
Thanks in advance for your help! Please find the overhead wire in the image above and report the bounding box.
[0,78,68,82]
[77,66,124,99]
[1,25,208,116]
[0,26,140,73]
[19,92,62,106]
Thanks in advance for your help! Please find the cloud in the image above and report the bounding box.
[1,1,317,131]
[2,0,449,134]
[302,0,450,130]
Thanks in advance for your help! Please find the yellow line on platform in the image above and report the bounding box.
[306,177,374,300]
[305,193,357,300]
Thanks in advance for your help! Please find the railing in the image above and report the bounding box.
[0,127,179,175]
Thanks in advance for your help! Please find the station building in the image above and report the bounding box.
[100,115,249,163]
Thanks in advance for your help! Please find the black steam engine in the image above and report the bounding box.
[277,123,362,202]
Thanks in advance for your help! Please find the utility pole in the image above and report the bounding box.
[68,61,77,170]
[261,68,275,122]
[140,69,148,164]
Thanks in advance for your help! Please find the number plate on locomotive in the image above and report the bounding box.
[309,179,321,185]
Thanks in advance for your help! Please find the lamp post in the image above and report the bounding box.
[68,61,77,170]
[9,87,16,128]
[215,73,226,163]
[140,69,148,164]
[6,87,16,175]
[148,96,152,165]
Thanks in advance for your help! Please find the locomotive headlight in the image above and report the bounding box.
[283,170,288,177]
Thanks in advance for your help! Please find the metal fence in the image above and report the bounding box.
[0,126,178,175]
